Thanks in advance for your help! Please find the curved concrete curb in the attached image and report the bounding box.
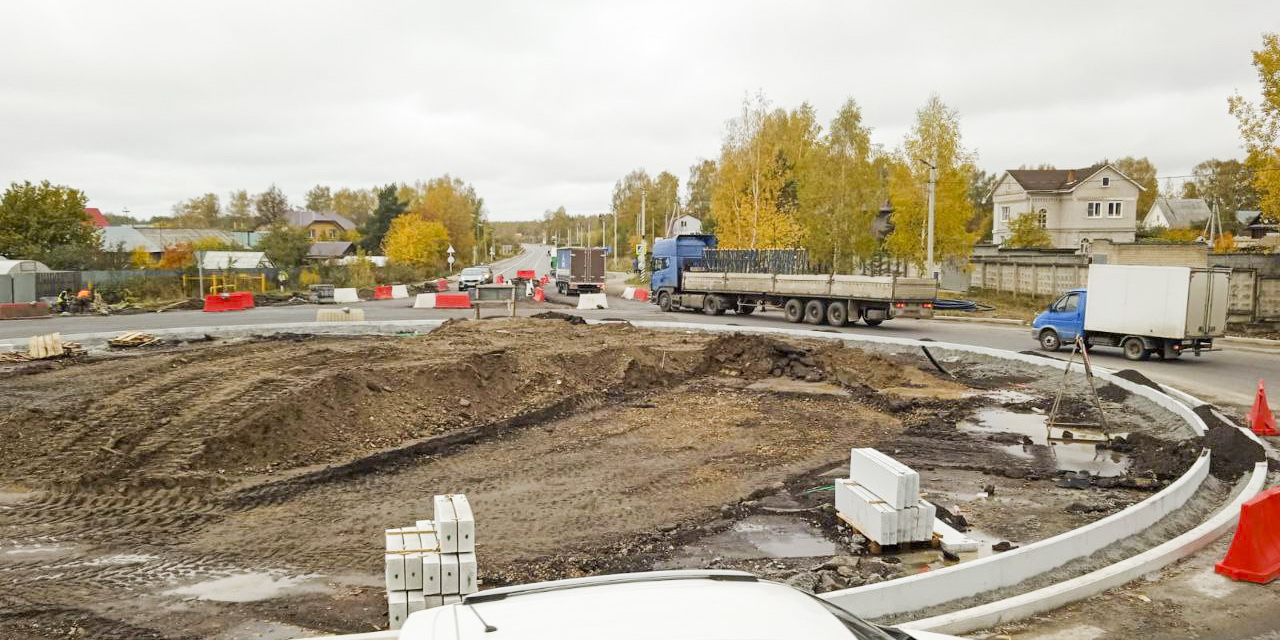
[899,460,1269,635]
[0,319,447,351]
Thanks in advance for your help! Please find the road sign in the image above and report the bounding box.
[447,245,456,255]
[447,256,455,265]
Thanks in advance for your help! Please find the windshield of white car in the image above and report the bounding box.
[461,268,487,276]
[806,594,897,640]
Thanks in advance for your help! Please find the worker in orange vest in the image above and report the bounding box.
[74,287,92,313]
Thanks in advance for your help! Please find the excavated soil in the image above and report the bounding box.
[0,318,1202,639]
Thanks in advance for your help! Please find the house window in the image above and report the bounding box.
[1087,202,1102,218]
[999,206,1011,222]
[1037,209,1048,228]
[1102,177,1111,187]
[1107,202,1123,218]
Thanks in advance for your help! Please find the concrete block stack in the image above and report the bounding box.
[385,493,478,630]
[834,448,936,547]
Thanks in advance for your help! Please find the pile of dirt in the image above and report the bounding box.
[1124,432,1203,480]
[1204,424,1265,480]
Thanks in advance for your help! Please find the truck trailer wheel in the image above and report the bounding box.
[826,301,848,326]
[783,298,805,323]
[657,291,673,312]
[1122,337,1150,361]
[703,295,725,316]
[1038,329,1061,352]
[803,299,827,325]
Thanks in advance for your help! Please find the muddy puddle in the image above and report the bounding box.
[656,515,837,567]
[959,407,1131,476]
[165,571,329,603]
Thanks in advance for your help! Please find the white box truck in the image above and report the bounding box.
[1032,264,1231,360]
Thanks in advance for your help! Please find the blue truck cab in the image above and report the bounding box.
[650,234,716,297]
[1031,289,1086,351]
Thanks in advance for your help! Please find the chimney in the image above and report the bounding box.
[1067,170,1077,183]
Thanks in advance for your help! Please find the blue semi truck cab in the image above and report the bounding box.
[650,234,717,297]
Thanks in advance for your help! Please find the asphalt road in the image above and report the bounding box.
[2,243,1274,411]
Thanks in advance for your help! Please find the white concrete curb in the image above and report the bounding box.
[900,460,1269,635]
[932,315,1027,326]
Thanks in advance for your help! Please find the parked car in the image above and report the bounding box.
[458,266,493,290]
[398,570,961,640]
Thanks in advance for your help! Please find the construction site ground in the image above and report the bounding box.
[0,318,1222,639]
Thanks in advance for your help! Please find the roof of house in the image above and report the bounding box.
[1150,198,1213,228]
[199,251,273,270]
[100,227,258,253]
[307,241,355,258]
[1005,164,1109,191]
[284,210,356,231]
[84,207,109,227]
[1235,210,1260,225]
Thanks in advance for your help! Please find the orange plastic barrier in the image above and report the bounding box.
[495,274,505,284]
[1217,487,1280,583]
[373,285,393,300]
[1248,380,1277,436]
[633,288,650,301]
[434,293,473,309]
[532,287,545,302]
[237,291,255,309]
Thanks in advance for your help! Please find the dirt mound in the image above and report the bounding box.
[1125,433,1203,480]
[1204,424,1265,480]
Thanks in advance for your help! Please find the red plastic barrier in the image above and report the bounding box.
[633,288,650,301]
[434,293,473,309]
[1248,380,1277,436]
[203,294,247,312]
[0,302,51,320]
[495,274,504,284]
[373,285,393,300]
[236,291,255,309]
[516,270,535,280]
[1216,487,1280,583]
[436,278,450,292]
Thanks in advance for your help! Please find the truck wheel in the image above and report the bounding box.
[702,296,724,316]
[783,298,804,323]
[1038,329,1061,352]
[803,299,826,325]
[736,303,756,315]
[657,291,673,312]
[1122,337,1150,361]
[826,302,848,327]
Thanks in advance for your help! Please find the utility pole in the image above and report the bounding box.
[918,157,938,281]
[639,188,648,280]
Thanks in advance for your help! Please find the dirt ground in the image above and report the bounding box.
[0,318,1201,639]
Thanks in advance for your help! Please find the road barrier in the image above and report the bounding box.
[532,287,545,302]
[436,278,449,292]
[373,285,393,300]
[203,292,252,312]
[413,293,437,309]
[434,293,472,309]
[390,285,409,299]
[516,270,535,280]
[577,293,608,310]
[333,288,360,303]
[622,287,636,300]
[632,288,649,301]
[0,301,51,320]
[317,308,366,322]
[1216,487,1280,583]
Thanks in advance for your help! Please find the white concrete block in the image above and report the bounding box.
[415,520,437,533]
[933,517,980,554]
[385,529,406,591]
[388,590,408,630]
[849,448,919,510]
[390,284,409,299]
[450,494,475,553]
[622,286,636,300]
[458,551,478,595]
[835,479,898,546]
[333,287,360,303]
[576,293,608,310]
[413,293,437,309]
[407,590,426,614]
[443,595,462,605]
[426,594,445,609]
[917,499,938,543]
[421,551,441,595]
[441,553,460,594]
[402,532,423,590]
[434,495,459,553]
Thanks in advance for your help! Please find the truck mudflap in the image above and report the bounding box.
[891,300,935,319]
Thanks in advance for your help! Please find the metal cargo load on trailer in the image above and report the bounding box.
[554,247,605,295]
[649,234,937,327]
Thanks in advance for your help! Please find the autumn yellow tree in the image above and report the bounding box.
[1003,213,1052,249]
[797,98,881,271]
[383,214,450,271]
[710,93,809,248]
[886,94,979,269]
[129,246,155,269]
[1229,33,1280,219]
[401,176,484,263]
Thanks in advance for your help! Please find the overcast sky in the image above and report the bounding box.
[1,1,1273,221]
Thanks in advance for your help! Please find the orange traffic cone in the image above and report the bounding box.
[532,286,545,302]
[1249,380,1278,436]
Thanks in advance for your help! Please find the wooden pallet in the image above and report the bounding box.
[108,331,159,348]
[836,511,940,555]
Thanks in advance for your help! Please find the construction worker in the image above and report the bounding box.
[74,286,92,313]
[55,289,70,313]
